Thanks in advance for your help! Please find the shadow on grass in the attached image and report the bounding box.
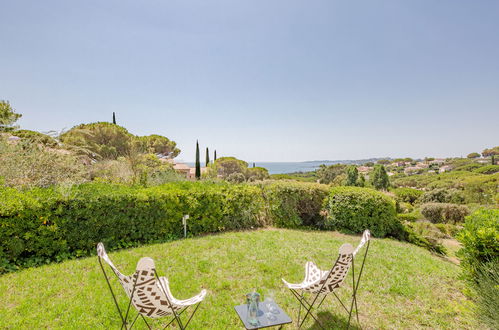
[305,311,361,330]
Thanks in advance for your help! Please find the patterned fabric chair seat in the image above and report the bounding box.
[97,243,206,325]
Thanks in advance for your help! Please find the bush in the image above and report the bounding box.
[403,221,446,254]
[258,181,329,228]
[419,188,465,204]
[0,182,266,273]
[421,203,470,224]
[458,209,499,328]
[457,208,499,276]
[393,187,423,205]
[473,164,499,175]
[434,223,461,238]
[0,137,87,188]
[473,260,499,329]
[324,186,400,237]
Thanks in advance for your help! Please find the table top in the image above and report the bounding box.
[234,300,292,329]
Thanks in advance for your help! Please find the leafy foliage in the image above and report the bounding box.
[0,100,22,131]
[393,187,424,205]
[0,137,87,188]
[12,129,58,147]
[133,134,180,158]
[0,182,266,272]
[421,203,470,223]
[258,181,329,228]
[316,164,346,184]
[324,186,400,237]
[370,165,389,190]
[457,208,499,275]
[60,122,133,160]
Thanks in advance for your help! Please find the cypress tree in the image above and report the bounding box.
[371,164,389,190]
[253,162,256,168]
[112,112,116,124]
[195,141,201,179]
[214,150,217,161]
[205,147,210,166]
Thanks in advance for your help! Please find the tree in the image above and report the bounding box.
[112,112,116,125]
[214,150,217,161]
[316,164,347,184]
[377,159,391,165]
[60,122,133,160]
[0,100,22,132]
[205,147,210,167]
[195,140,201,180]
[134,134,180,158]
[246,167,269,181]
[370,164,389,190]
[482,146,499,165]
[467,152,480,159]
[345,166,359,186]
[212,157,247,179]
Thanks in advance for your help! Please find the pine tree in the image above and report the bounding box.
[112,112,116,125]
[195,141,201,180]
[214,150,217,161]
[205,147,210,167]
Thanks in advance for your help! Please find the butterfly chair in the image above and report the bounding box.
[282,230,371,329]
[97,243,207,329]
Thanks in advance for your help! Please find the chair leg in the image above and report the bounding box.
[98,258,128,328]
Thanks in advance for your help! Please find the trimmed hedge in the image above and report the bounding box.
[257,181,330,228]
[323,186,401,237]
[0,182,266,272]
[421,202,470,224]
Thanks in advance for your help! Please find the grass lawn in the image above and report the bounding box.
[0,229,475,329]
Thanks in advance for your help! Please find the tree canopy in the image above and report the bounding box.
[370,164,390,190]
[467,152,480,159]
[0,100,22,132]
[60,122,180,160]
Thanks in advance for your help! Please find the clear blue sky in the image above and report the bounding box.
[1,0,498,162]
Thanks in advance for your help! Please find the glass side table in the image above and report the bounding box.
[234,299,292,329]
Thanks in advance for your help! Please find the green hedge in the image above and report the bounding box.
[0,182,266,272]
[257,181,330,228]
[323,186,401,237]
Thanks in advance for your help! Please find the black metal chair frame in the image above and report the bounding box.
[289,239,370,329]
[98,256,202,329]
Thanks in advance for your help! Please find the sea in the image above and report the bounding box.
[186,159,385,175]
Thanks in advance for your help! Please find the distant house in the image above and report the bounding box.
[404,166,421,175]
[357,166,372,174]
[430,159,446,165]
[173,161,208,180]
[439,165,452,173]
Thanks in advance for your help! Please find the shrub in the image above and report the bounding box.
[434,223,461,238]
[13,129,58,147]
[473,164,499,175]
[0,137,87,188]
[258,181,329,228]
[324,186,400,237]
[419,188,464,204]
[421,203,470,224]
[403,221,447,254]
[393,187,423,205]
[457,209,499,275]
[397,213,419,222]
[473,260,499,329]
[0,182,266,273]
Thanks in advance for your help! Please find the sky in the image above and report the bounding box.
[1,0,498,162]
